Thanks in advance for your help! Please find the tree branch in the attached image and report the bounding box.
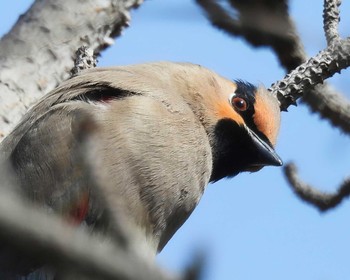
[302,84,350,134]
[269,37,350,111]
[284,163,350,211]
[196,0,306,71]
[196,0,242,37]
[0,0,143,140]
[323,0,341,45]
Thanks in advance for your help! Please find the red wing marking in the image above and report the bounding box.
[68,192,90,225]
[99,95,115,103]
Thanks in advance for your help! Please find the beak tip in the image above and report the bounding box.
[256,150,283,168]
[263,155,283,168]
[275,157,283,167]
[266,150,283,167]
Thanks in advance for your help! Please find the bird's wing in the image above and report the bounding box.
[7,101,104,223]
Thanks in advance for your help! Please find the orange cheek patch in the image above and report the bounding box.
[216,100,244,125]
[253,92,280,146]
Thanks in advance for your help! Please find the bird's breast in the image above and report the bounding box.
[91,95,213,252]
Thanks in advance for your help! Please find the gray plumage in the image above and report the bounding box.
[0,62,281,278]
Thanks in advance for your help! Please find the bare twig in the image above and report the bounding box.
[196,0,306,71]
[268,0,349,111]
[284,163,350,211]
[270,0,350,132]
[323,0,341,44]
[71,46,98,76]
[302,85,350,134]
[183,252,205,280]
[269,38,350,111]
[196,0,242,36]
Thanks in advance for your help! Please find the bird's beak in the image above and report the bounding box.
[245,126,283,167]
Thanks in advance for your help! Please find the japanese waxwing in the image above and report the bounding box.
[0,62,282,276]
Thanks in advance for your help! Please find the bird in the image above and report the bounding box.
[0,61,282,278]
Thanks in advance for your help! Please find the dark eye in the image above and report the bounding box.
[229,94,248,111]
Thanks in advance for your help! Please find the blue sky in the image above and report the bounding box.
[1,1,350,280]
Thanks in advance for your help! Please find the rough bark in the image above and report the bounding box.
[270,38,350,111]
[0,0,143,139]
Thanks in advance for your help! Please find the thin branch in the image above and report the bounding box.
[269,38,350,111]
[323,0,341,45]
[196,0,306,71]
[302,84,350,134]
[284,163,350,211]
[196,0,242,36]
[269,0,349,112]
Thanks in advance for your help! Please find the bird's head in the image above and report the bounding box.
[209,80,282,182]
[180,68,282,182]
